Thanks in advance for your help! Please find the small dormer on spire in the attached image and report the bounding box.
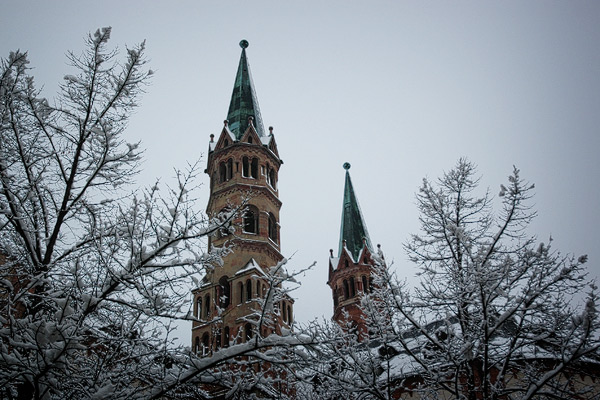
[338,163,373,261]
[226,40,265,139]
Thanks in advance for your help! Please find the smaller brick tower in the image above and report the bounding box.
[328,162,377,340]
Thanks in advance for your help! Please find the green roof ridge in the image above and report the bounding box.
[338,163,373,261]
[226,40,265,139]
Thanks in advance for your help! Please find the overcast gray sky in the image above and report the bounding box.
[3,1,599,346]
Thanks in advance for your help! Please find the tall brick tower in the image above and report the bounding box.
[192,40,292,355]
[327,163,377,340]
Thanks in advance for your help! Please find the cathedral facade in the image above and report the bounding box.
[189,40,600,400]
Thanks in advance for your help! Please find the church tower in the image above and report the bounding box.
[192,40,292,355]
[328,163,378,340]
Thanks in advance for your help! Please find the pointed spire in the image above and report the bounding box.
[226,40,265,139]
[338,163,373,261]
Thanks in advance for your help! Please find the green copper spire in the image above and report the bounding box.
[226,40,265,139]
[338,163,373,261]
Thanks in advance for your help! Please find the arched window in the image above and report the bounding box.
[362,276,369,294]
[345,259,349,268]
[194,336,200,354]
[238,282,244,304]
[287,305,292,324]
[202,333,210,356]
[224,139,229,147]
[219,162,227,183]
[267,165,276,189]
[246,279,252,301]
[256,281,261,298]
[282,302,287,322]
[266,164,272,186]
[271,169,276,189]
[196,297,202,319]
[268,213,277,242]
[244,323,253,342]
[343,280,349,299]
[251,157,258,179]
[223,326,230,347]
[242,156,249,177]
[248,136,253,144]
[243,206,258,234]
[219,276,230,308]
[227,158,233,180]
[204,294,210,319]
[349,277,356,297]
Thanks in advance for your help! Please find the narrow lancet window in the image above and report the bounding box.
[268,213,277,242]
[243,206,258,234]
[227,159,233,180]
[219,162,227,183]
[242,156,249,177]
[251,157,258,179]
[246,279,252,301]
[219,276,230,308]
[204,294,210,319]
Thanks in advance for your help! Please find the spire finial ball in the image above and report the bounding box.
[240,39,249,49]
[343,162,351,170]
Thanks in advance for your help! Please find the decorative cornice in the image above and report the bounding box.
[207,183,282,214]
